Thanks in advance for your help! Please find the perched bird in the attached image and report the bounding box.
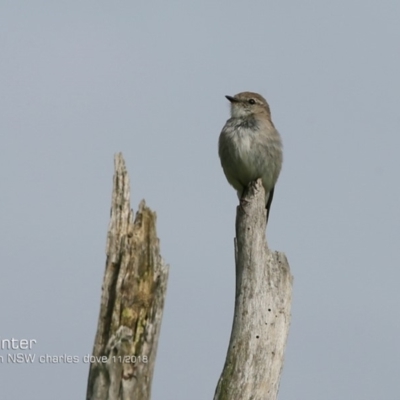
[218,91,283,221]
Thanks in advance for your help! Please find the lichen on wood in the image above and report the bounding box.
[86,153,169,400]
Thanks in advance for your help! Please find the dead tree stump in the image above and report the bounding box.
[86,153,169,400]
[214,179,292,400]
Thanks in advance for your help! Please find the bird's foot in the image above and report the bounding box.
[248,180,259,191]
[239,197,250,214]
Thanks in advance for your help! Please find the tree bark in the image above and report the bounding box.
[86,153,169,400]
[214,179,293,400]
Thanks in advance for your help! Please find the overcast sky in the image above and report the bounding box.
[1,1,400,399]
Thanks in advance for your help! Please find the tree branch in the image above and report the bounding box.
[214,179,292,400]
[86,153,169,400]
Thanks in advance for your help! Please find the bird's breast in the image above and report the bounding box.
[221,126,261,181]
[219,117,282,190]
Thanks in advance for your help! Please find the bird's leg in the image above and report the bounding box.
[239,181,258,213]
[239,196,249,214]
[239,187,250,214]
[249,180,259,192]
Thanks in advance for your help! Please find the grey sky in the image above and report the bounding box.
[1,1,400,399]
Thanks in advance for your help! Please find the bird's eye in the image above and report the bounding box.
[248,99,256,105]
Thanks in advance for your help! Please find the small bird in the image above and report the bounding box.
[218,91,283,221]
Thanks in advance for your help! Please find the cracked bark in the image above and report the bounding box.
[86,153,169,400]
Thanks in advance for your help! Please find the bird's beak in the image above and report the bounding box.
[225,95,239,103]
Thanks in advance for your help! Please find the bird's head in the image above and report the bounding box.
[226,91,271,119]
